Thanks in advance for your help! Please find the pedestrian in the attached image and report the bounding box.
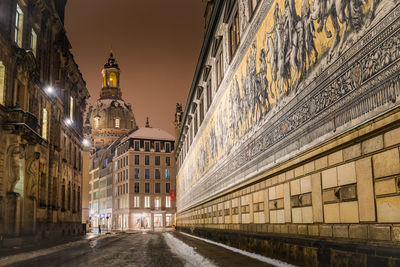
[98,224,101,234]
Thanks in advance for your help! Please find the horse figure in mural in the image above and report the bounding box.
[311,0,350,61]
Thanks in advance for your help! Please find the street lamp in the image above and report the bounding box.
[65,118,72,126]
[82,139,90,147]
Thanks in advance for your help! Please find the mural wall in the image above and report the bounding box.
[177,0,400,210]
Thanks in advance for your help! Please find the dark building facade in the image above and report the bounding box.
[0,0,89,245]
[176,0,400,265]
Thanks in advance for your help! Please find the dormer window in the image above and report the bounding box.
[115,118,120,128]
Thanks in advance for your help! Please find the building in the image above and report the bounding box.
[113,122,176,230]
[0,0,89,244]
[175,0,400,265]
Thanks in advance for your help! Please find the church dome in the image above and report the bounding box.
[86,51,137,149]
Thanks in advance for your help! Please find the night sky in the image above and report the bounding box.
[64,0,205,135]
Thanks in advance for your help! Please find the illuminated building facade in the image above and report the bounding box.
[175,0,400,264]
[0,0,89,244]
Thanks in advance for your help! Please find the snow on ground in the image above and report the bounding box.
[180,232,296,267]
[163,233,217,267]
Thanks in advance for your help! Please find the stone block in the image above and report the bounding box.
[290,179,300,196]
[322,167,338,189]
[276,184,284,199]
[392,226,400,241]
[368,225,391,241]
[301,193,312,206]
[292,207,302,223]
[349,225,368,239]
[269,187,276,200]
[295,166,304,177]
[288,224,298,234]
[319,225,333,237]
[308,225,319,236]
[356,157,376,222]
[333,225,349,238]
[323,189,339,203]
[337,162,357,186]
[277,209,285,223]
[298,225,308,235]
[376,196,400,223]
[284,183,291,223]
[340,201,359,223]
[324,203,340,223]
[276,199,284,209]
[311,173,323,223]
[375,178,397,196]
[285,170,294,180]
[280,224,288,234]
[300,175,312,193]
[270,210,277,224]
[328,150,343,166]
[304,161,315,174]
[384,127,400,147]
[291,196,300,208]
[343,144,361,161]
[362,135,383,155]
[372,148,400,178]
[302,206,313,224]
[278,173,285,183]
[315,156,328,170]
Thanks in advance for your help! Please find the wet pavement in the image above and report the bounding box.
[1,231,277,267]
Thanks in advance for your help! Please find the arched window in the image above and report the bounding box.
[109,72,117,87]
[42,108,48,139]
[115,118,120,128]
[94,116,100,129]
[0,61,5,105]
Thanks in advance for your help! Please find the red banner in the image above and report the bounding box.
[169,190,176,202]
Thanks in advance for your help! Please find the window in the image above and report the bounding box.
[145,183,150,193]
[155,197,160,208]
[145,169,150,179]
[194,112,198,135]
[248,0,260,16]
[155,142,160,152]
[31,29,37,57]
[145,155,150,165]
[134,182,139,193]
[144,196,150,208]
[165,143,171,153]
[134,168,140,179]
[229,10,240,58]
[144,141,150,152]
[0,61,5,105]
[42,108,48,139]
[134,140,140,151]
[155,169,161,179]
[155,156,160,166]
[94,117,100,129]
[166,183,170,193]
[14,4,23,47]
[199,98,204,124]
[206,77,212,109]
[155,183,160,193]
[166,157,170,166]
[165,169,171,179]
[115,118,120,128]
[134,196,140,208]
[216,49,224,87]
[134,155,139,165]
[109,72,117,87]
[126,183,128,194]
[166,196,171,208]
[70,96,74,121]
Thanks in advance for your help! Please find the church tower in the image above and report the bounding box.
[86,51,137,149]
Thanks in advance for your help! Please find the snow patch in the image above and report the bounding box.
[163,233,217,267]
[180,232,296,267]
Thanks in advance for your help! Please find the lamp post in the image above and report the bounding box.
[106,216,109,233]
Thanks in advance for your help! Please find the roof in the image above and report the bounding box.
[121,127,174,143]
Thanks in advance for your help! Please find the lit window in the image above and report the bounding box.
[70,96,74,121]
[155,197,160,208]
[134,168,140,179]
[0,61,5,105]
[165,169,171,179]
[14,4,23,47]
[109,72,117,87]
[166,196,171,208]
[144,196,150,208]
[134,196,140,208]
[94,117,100,129]
[31,29,37,57]
[42,108,48,139]
[115,118,120,128]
